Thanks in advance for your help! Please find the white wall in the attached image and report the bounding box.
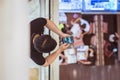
[0,0,29,80]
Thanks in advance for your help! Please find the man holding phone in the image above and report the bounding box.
[30,18,70,67]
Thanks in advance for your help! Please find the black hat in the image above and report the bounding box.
[33,35,57,53]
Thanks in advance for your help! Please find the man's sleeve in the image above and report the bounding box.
[31,52,46,65]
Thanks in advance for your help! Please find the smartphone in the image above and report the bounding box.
[62,36,74,44]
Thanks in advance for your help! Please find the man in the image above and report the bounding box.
[30,18,70,67]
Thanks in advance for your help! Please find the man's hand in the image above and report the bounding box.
[60,33,71,38]
[59,43,70,52]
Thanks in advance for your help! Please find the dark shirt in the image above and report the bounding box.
[30,18,47,65]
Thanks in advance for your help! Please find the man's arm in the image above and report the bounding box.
[45,19,70,38]
[74,17,81,23]
[42,43,70,67]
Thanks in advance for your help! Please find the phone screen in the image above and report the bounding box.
[62,36,74,44]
